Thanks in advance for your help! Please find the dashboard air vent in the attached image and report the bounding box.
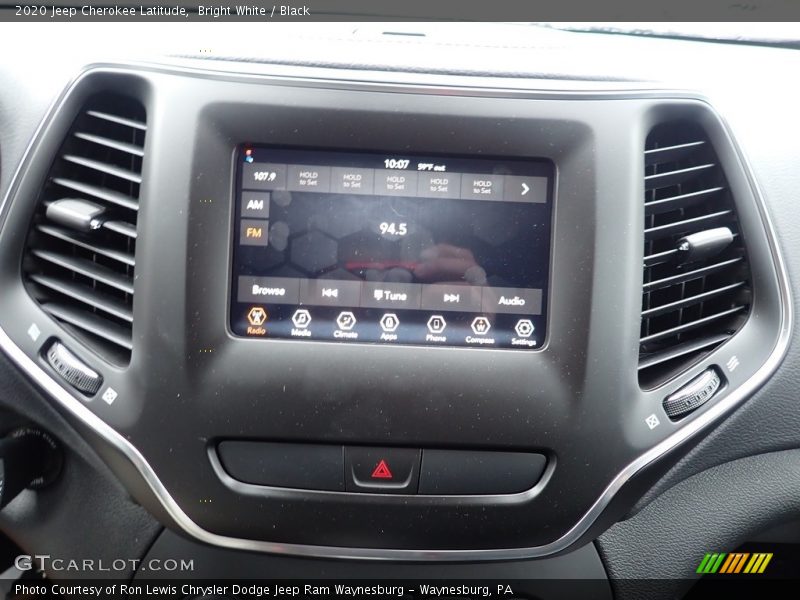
[639,122,751,388]
[23,94,146,364]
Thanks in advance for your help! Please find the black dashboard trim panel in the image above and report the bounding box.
[0,63,791,561]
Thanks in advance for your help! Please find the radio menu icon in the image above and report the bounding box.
[246,306,267,336]
[247,307,267,326]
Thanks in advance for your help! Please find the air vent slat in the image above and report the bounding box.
[74,132,144,157]
[102,220,138,239]
[37,224,135,267]
[644,163,716,190]
[640,306,745,344]
[639,122,751,388]
[643,257,744,292]
[87,109,147,131]
[645,187,724,216]
[644,140,706,166]
[32,249,134,294]
[24,94,144,363]
[642,282,746,318]
[644,210,732,241]
[62,155,142,184]
[29,274,133,322]
[42,303,133,351]
[643,248,679,268]
[52,178,138,211]
[638,334,731,371]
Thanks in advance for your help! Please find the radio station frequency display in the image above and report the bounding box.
[231,146,554,350]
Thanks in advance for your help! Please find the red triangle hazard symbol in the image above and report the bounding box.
[371,459,393,479]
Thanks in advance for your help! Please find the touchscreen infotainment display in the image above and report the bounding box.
[230,147,554,350]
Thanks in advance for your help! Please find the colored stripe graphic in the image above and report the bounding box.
[719,553,749,573]
[744,553,773,574]
[697,553,727,574]
[698,552,773,574]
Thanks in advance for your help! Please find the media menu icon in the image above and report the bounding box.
[292,309,312,329]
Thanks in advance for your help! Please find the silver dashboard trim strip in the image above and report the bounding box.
[0,63,792,561]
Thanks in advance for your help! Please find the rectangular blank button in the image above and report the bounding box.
[419,450,546,495]
[217,441,344,491]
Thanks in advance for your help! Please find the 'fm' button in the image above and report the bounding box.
[240,219,270,246]
[344,446,421,494]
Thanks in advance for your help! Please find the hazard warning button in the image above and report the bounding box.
[345,446,421,494]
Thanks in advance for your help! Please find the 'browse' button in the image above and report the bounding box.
[238,276,301,304]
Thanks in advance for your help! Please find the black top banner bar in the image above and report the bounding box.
[3,0,800,22]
